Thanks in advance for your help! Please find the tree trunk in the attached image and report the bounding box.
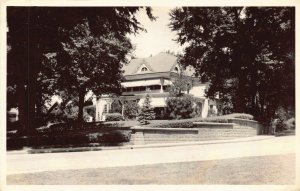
[16,84,27,135]
[235,76,246,113]
[27,42,42,135]
[78,88,85,122]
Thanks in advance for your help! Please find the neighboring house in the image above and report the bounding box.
[47,101,94,122]
[7,108,19,122]
[47,101,64,116]
[93,52,221,121]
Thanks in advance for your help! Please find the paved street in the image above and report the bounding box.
[7,136,295,175]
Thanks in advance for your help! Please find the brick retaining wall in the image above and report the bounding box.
[130,119,262,145]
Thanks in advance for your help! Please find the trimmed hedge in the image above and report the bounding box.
[143,113,255,128]
[35,121,129,135]
[197,117,229,123]
[7,130,131,150]
[105,113,124,121]
[147,120,193,128]
[196,113,254,123]
[226,113,254,120]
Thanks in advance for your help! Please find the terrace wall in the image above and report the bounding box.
[130,119,261,145]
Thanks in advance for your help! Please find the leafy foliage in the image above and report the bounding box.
[168,72,193,97]
[166,68,195,119]
[284,118,295,130]
[207,108,217,117]
[55,22,135,121]
[7,7,155,134]
[147,120,194,128]
[272,106,295,132]
[105,113,124,121]
[169,7,295,129]
[110,99,123,114]
[123,101,140,120]
[137,94,155,125]
[166,95,194,119]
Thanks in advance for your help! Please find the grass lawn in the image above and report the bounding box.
[7,154,295,185]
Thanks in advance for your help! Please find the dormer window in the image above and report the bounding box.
[141,67,148,72]
[174,67,179,72]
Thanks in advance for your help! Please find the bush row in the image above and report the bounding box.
[147,120,194,128]
[195,113,254,123]
[7,130,131,150]
[144,113,255,128]
[226,113,254,120]
[35,121,130,135]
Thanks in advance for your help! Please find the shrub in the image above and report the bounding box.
[166,95,194,119]
[101,130,131,145]
[105,113,124,121]
[285,118,295,130]
[197,117,229,123]
[7,130,131,150]
[227,113,254,120]
[35,121,130,135]
[272,107,295,132]
[208,108,217,117]
[123,101,140,120]
[110,99,123,114]
[137,94,155,125]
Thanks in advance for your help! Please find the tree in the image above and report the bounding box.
[169,71,193,97]
[110,99,123,114]
[169,7,295,129]
[137,94,155,125]
[55,22,134,121]
[166,69,194,119]
[7,7,155,133]
[123,101,140,120]
[165,95,194,119]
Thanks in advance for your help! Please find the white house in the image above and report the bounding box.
[92,52,220,121]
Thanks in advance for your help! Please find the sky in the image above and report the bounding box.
[127,7,185,58]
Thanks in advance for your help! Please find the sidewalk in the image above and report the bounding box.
[7,135,274,155]
[7,135,295,175]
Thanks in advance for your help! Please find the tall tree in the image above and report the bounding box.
[56,22,133,121]
[137,94,155,125]
[169,7,295,128]
[169,71,193,97]
[7,7,155,134]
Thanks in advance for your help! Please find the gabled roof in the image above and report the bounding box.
[122,52,178,76]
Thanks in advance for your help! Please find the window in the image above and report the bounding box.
[133,87,140,91]
[126,87,132,92]
[139,86,146,91]
[210,105,214,109]
[163,85,170,91]
[141,67,148,72]
[147,85,161,91]
[103,104,108,113]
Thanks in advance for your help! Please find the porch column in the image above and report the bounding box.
[160,78,164,93]
[121,99,125,117]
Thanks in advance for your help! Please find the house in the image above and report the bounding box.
[93,52,221,121]
[7,108,19,123]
